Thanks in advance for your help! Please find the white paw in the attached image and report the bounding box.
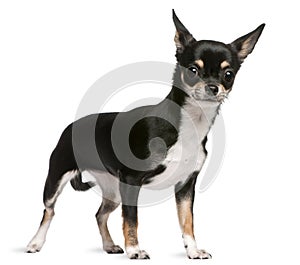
[126,246,150,259]
[26,239,45,253]
[187,248,212,259]
[128,250,150,259]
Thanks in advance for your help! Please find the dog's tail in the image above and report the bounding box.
[70,172,95,191]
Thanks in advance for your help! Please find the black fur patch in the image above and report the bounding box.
[70,172,94,191]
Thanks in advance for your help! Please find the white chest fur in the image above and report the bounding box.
[144,101,219,190]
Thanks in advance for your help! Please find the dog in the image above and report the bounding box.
[27,10,264,259]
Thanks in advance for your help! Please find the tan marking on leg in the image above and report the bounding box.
[123,221,130,247]
[40,208,55,225]
[97,212,113,246]
[95,199,123,253]
[176,197,211,259]
[220,60,230,69]
[183,210,194,237]
[195,59,204,68]
[123,220,138,247]
[177,199,194,238]
[26,208,55,253]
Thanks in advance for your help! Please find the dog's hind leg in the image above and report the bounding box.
[96,198,123,254]
[26,206,55,253]
[26,166,78,253]
[27,132,79,253]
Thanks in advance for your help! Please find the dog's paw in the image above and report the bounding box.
[26,239,45,253]
[126,246,150,259]
[187,249,212,259]
[104,244,124,254]
[129,250,150,259]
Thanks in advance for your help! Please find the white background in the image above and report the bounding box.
[1,0,300,264]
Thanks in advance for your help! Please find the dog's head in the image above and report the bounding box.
[172,10,265,103]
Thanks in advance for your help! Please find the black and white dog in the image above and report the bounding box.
[27,10,264,259]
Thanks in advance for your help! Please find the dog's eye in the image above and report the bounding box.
[224,70,235,83]
[187,66,199,79]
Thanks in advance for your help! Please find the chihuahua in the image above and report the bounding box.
[27,10,264,259]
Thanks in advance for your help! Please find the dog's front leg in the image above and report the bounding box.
[119,181,150,259]
[175,171,212,259]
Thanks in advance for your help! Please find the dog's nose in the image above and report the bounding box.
[205,84,219,96]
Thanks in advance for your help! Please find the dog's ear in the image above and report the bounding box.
[172,9,196,53]
[230,24,265,63]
